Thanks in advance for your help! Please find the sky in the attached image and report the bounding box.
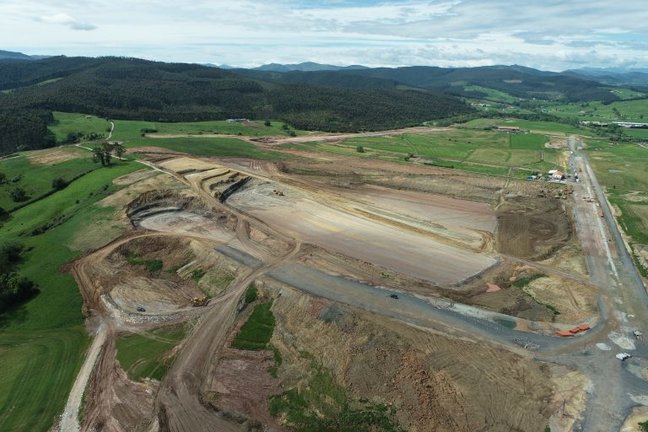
[2,0,648,71]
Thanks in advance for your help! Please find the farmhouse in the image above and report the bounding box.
[548,169,565,180]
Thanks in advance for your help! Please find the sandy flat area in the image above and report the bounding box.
[228,181,496,286]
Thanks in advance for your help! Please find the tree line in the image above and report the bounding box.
[0,242,39,315]
[0,57,473,154]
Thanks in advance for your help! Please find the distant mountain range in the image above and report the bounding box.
[0,50,34,61]
[251,61,368,72]
[234,63,627,102]
[0,50,50,61]
[565,67,648,87]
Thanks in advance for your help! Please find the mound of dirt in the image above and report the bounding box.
[496,196,572,260]
[265,282,553,432]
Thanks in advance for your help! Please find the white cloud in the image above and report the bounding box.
[0,0,646,70]
[37,12,96,31]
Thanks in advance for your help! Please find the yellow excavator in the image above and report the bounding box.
[191,296,209,307]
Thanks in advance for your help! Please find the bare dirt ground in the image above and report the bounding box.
[496,195,573,260]
[268,282,554,432]
[227,178,496,286]
[60,138,613,432]
[25,145,86,164]
[621,406,648,432]
[547,365,590,432]
[144,126,451,145]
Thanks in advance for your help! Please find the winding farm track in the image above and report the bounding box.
[63,131,648,431]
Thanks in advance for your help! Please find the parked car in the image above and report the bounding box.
[136,306,146,312]
[616,353,632,361]
[389,294,399,300]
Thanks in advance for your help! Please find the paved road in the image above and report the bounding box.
[565,136,648,431]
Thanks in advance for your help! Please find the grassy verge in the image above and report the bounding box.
[0,161,142,432]
[115,325,186,381]
[232,301,275,350]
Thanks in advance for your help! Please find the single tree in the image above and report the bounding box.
[112,142,125,159]
[0,172,6,184]
[10,187,27,202]
[51,177,68,190]
[264,120,271,127]
[356,146,365,153]
[92,145,106,166]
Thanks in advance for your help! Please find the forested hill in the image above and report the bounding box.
[0,56,472,154]
[237,64,621,103]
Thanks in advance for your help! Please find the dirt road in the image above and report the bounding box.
[62,129,648,430]
[144,126,450,145]
[59,323,108,432]
[156,239,301,431]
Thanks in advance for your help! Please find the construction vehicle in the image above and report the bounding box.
[191,296,209,307]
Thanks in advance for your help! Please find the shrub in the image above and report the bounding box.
[51,177,68,191]
[244,284,258,305]
[10,187,28,202]
[356,146,365,153]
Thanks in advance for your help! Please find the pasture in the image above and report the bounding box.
[318,128,564,177]
[0,154,95,211]
[547,99,648,123]
[50,112,112,143]
[0,161,143,432]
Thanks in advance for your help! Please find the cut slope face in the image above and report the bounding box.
[227,179,497,286]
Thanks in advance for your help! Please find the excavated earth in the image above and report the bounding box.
[71,151,597,432]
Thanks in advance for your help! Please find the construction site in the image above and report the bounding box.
[56,133,648,432]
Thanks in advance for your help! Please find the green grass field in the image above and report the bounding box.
[460,118,586,135]
[587,139,648,267]
[287,127,564,177]
[546,99,648,123]
[110,117,292,159]
[0,160,143,432]
[49,112,112,143]
[510,133,549,150]
[116,325,186,381]
[232,301,276,350]
[48,112,299,160]
[464,85,518,104]
[128,137,287,160]
[625,129,648,139]
[0,154,96,211]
